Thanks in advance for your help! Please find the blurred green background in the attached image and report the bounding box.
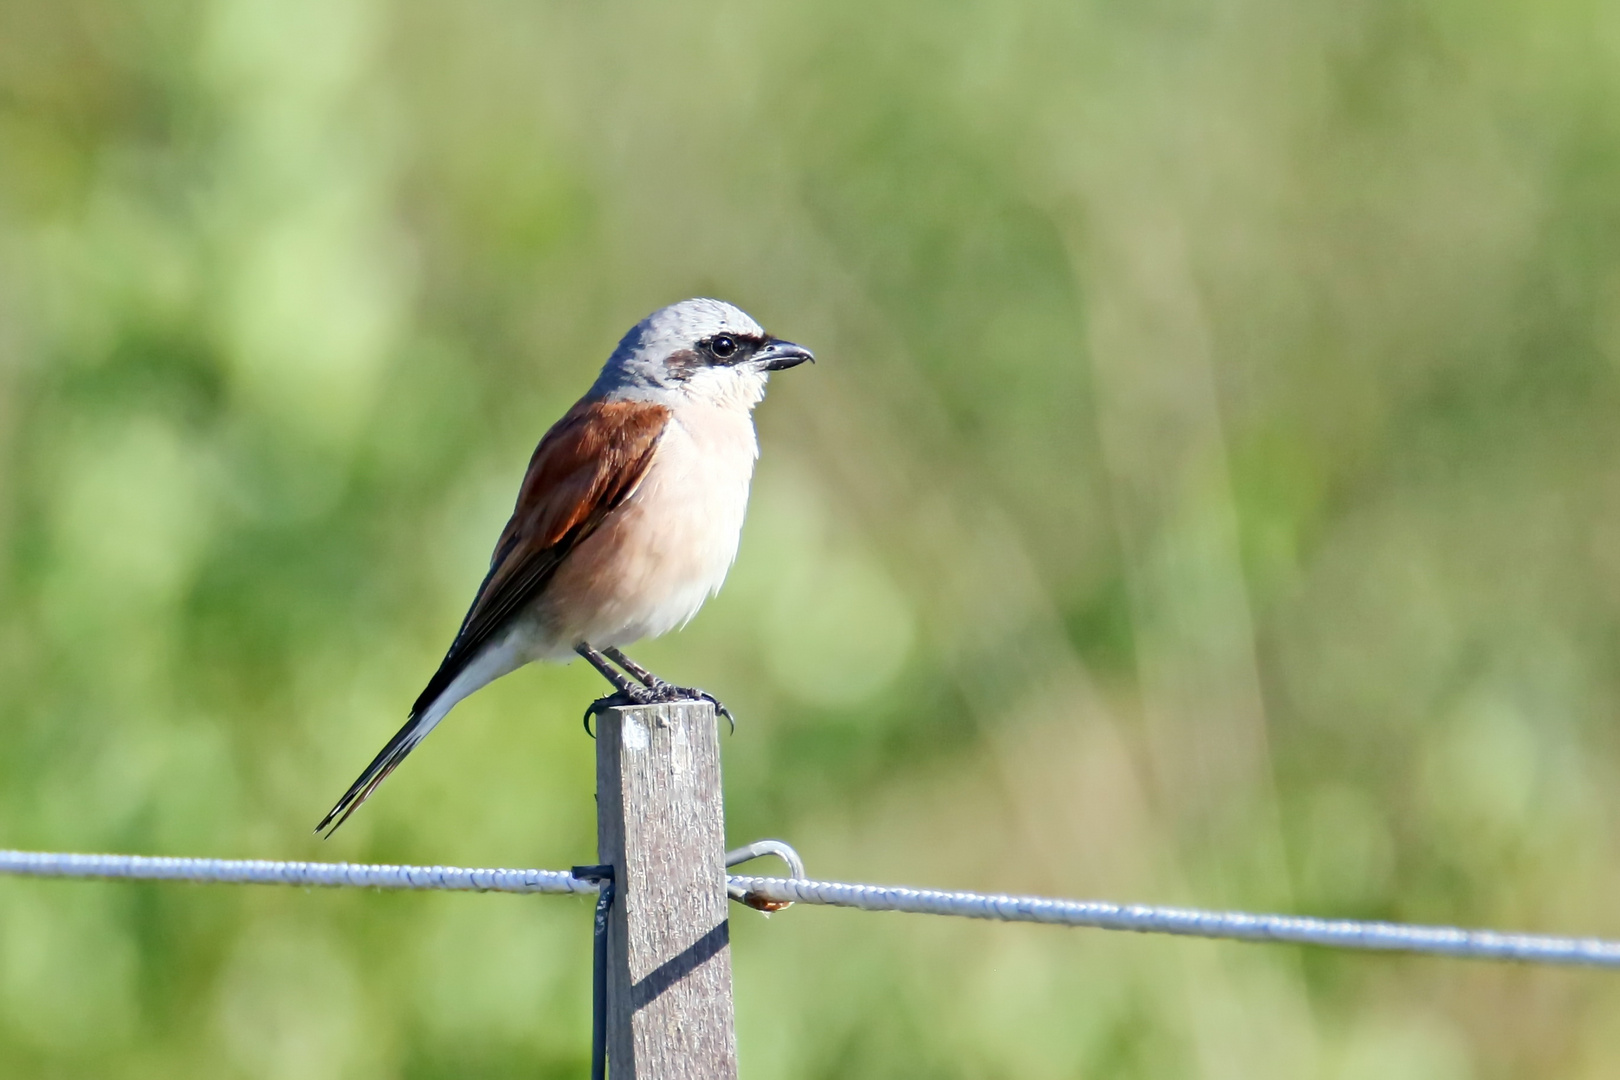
[4,0,1620,1076]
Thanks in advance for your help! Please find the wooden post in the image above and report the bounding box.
[596,701,738,1078]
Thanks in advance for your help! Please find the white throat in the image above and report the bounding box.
[675,365,769,414]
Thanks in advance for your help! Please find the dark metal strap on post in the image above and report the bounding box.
[572,864,615,1080]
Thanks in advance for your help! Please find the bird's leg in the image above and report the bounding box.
[576,642,657,736]
[602,647,664,689]
[600,646,735,733]
[576,642,646,694]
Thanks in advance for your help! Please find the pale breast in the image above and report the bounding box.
[533,401,759,653]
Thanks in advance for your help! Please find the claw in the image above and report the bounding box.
[665,687,735,732]
[583,690,636,738]
[581,685,737,736]
[698,693,736,734]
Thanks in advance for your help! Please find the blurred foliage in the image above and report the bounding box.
[4,0,1620,1076]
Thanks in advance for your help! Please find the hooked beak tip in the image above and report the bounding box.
[758,338,814,371]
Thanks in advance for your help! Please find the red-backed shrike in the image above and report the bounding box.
[317,299,812,834]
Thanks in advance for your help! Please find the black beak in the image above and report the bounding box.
[755,338,815,371]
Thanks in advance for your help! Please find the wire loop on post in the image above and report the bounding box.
[724,839,806,912]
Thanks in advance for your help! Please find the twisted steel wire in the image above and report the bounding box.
[4,849,1619,968]
[725,876,1620,968]
[0,849,595,895]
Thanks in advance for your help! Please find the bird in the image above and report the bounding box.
[315,298,813,836]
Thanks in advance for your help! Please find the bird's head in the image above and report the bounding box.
[591,298,813,409]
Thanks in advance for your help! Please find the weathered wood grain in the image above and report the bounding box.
[596,701,737,1079]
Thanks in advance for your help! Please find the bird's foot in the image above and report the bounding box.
[595,645,735,733]
[583,691,632,737]
[641,682,735,733]
[580,682,735,736]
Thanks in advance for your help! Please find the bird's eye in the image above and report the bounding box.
[709,335,737,359]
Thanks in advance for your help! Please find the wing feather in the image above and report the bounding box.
[413,397,671,715]
[315,397,669,835]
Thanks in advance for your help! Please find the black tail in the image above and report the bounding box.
[315,711,435,837]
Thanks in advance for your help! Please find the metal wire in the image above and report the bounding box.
[725,876,1620,968]
[5,849,1620,968]
[725,839,806,909]
[725,839,806,880]
[0,849,595,894]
